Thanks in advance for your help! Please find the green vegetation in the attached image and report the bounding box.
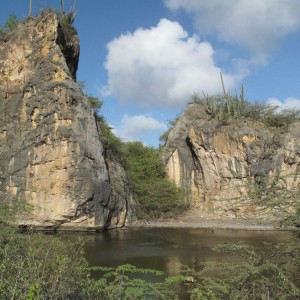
[160,82,299,147]
[190,74,300,127]
[159,80,300,226]
[247,174,300,227]
[184,242,300,300]
[0,13,20,38]
[86,264,188,299]
[192,88,299,128]
[1,201,299,299]
[41,5,77,41]
[0,202,89,299]
[0,202,188,299]
[87,96,186,220]
[122,141,186,219]
[192,92,300,127]
[88,96,124,160]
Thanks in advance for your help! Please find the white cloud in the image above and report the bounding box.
[266,97,300,111]
[117,114,168,141]
[164,0,300,55]
[103,19,237,108]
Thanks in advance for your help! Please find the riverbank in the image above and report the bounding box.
[128,210,297,231]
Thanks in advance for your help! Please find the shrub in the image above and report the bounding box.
[87,96,124,161]
[88,96,103,113]
[184,242,300,300]
[97,118,124,161]
[0,13,20,38]
[0,202,91,299]
[87,96,186,219]
[122,142,186,219]
[246,173,300,227]
[86,264,187,299]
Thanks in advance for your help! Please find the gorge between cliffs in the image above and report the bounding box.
[0,12,299,232]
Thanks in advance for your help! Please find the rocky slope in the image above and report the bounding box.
[163,103,300,219]
[0,13,131,230]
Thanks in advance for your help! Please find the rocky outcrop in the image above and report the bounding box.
[163,103,300,218]
[104,153,135,229]
[0,13,130,230]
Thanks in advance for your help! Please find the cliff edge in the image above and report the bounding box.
[163,103,300,220]
[0,13,131,230]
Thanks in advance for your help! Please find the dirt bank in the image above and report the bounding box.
[128,210,297,231]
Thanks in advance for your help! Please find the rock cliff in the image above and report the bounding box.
[163,103,300,219]
[0,13,131,230]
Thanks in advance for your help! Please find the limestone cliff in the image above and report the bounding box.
[163,103,300,218]
[0,13,131,230]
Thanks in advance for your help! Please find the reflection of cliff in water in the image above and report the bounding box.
[62,228,298,277]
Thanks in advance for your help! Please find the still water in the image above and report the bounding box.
[82,227,297,276]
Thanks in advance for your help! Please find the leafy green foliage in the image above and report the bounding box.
[0,202,91,299]
[88,96,103,112]
[1,202,300,299]
[122,141,186,219]
[86,264,188,299]
[0,13,20,37]
[0,202,188,299]
[246,174,300,227]
[87,96,124,160]
[184,242,300,300]
[159,128,171,145]
[99,120,124,161]
[87,96,186,220]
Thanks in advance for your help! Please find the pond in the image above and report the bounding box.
[82,227,298,276]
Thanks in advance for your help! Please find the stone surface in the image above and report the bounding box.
[0,13,130,230]
[163,103,300,218]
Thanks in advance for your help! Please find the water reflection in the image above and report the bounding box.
[80,228,297,276]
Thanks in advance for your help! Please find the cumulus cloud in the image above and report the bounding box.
[164,0,300,55]
[103,19,237,108]
[117,114,167,141]
[266,97,300,111]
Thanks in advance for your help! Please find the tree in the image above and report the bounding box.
[184,242,300,300]
[122,142,186,219]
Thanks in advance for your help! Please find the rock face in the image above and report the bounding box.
[163,103,300,218]
[0,13,130,230]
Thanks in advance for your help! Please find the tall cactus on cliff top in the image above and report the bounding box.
[29,0,32,17]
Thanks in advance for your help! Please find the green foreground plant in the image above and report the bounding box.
[0,13,20,38]
[1,201,300,299]
[0,202,187,299]
[85,264,188,299]
[184,242,300,300]
[246,173,300,227]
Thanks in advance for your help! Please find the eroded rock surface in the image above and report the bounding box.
[163,104,300,218]
[0,13,130,230]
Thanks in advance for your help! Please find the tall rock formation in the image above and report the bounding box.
[0,13,131,230]
[163,103,300,218]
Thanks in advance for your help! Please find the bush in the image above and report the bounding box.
[122,142,186,219]
[87,96,124,161]
[86,264,187,299]
[0,202,91,299]
[87,96,186,220]
[192,93,300,127]
[246,173,300,227]
[0,13,20,37]
[0,202,186,299]
[184,242,300,300]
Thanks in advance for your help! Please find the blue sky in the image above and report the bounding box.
[1,0,300,147]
